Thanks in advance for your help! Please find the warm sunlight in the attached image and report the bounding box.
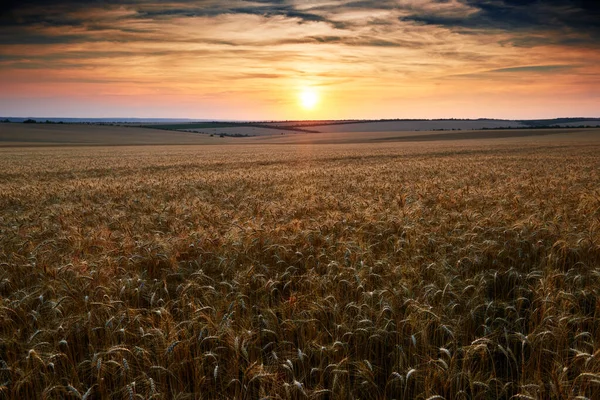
[2,1,599,119]
[299,88,319,110]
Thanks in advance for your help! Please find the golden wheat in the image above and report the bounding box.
[0,140,599,399]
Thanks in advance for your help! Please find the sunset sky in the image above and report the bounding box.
[1,0,599,120]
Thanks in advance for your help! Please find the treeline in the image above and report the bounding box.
[20,119,64,124]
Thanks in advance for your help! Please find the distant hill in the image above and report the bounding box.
[1,119,599,146]
[519,118,600,127]
[0,123,229,146]
[151,118,600,137]
[0,117,208,123]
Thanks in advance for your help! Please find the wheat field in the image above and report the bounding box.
[1,139,600,399]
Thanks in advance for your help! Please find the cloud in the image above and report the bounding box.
[1,0,336,29]
[489,64,578,73]
[1,0,599,120]
[3,0,599,48]
[401,0,600,47]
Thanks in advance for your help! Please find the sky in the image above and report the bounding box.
[1,0,599,120]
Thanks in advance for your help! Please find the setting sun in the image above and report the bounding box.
[299,89,319,110]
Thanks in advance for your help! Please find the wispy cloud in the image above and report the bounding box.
[489,65,578,74]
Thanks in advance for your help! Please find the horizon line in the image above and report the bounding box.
[2,116,600,123]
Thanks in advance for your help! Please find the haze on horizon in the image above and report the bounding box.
[1,0,599,121]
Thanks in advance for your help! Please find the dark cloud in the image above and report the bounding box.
[283,35,425,48]
[402,0,600,46]
[442,63,583,81]
[2,0,599,50]
[0,0,356,50]
[489,64,578,73]
[0,31,93,45]
[1,0,333,27]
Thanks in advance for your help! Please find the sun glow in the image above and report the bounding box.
[299,88,319,110]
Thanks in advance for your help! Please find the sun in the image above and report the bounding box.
[299,88,319,110]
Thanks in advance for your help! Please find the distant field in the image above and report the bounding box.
[1,138,600,399]
[520,118,600,127]
[149,122,320,134]
[305,119,527,132]
[182,126,293,137]
[0,123,229,146]
[246,128,600,145]
[552,120,600,127]
[179,119,529,137]
[2,122,599,146]
[370,128,598,142]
